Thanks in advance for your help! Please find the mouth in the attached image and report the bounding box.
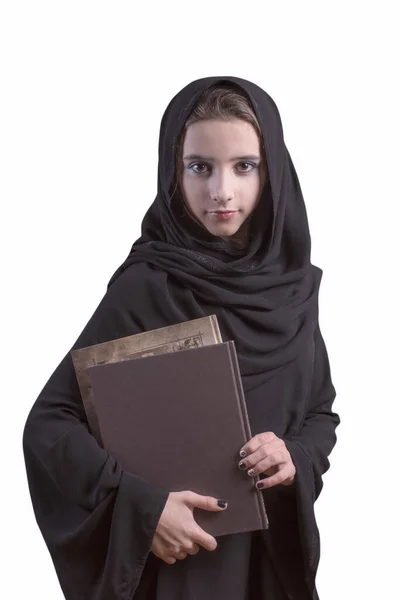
[207,210,238,221]
[208,210,238,213]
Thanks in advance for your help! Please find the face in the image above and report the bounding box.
[180,118,266,243]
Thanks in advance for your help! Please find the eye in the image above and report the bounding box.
[189,163,209,174]
[187,161,259,175]
[236,162,258,173]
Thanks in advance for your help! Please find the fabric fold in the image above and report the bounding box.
[23,287,170,600]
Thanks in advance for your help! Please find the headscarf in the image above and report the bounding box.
[108,75,321,385]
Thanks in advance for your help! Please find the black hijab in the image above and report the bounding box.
[23,75,338,600]
[108,75,321,385]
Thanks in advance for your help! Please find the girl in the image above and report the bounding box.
[23,75,339,600]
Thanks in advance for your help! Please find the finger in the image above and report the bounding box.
[163,556,177,565]
[244,451,287,477]
[185,491,228,512]
[179,540,200,556]
[281,474,296,486]
[185,543,200,556]
[239,432,277,458]
[256,466,296,490]
[238,443,284,472]
[191,526,218,552]
[175,551,188,560]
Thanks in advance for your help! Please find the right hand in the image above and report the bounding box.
[151,490,228,565]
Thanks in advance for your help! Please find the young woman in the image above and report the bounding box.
[23,75,339,600]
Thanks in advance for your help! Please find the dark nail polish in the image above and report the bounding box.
[217,500,227,509]
[239,449,246,458]
[256,482,264,490]
[238,461,246,470]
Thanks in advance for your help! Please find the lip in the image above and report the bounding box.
[208,210,238,221]
[207,210,238,214]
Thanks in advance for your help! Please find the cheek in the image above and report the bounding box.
[242,179,262,205]
[182,178,204,212]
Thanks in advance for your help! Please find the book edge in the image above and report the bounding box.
[226,341,269,530]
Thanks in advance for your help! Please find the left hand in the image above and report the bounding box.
[238,432,296,489]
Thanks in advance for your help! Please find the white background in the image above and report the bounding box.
[1,1,398,598]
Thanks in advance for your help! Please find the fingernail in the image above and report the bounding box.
[217,500,227,509]
[256,482,264,490]
[239,449,246,458]
[247,469,255,476]
[238,461,246,470]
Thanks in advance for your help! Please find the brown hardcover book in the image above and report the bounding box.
[71,315,222,444]
[88,341,269,538]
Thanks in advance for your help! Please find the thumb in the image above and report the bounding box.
[184,492,228,512]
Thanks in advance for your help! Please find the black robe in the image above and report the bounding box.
[23,76,339,599]
[23,263,337,600]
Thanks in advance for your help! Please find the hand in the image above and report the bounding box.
[238,432,296,489]
[151,490,228,564]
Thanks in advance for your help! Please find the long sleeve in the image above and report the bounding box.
[283,323,339,597]
[285,323,339,500]
[22,270,170,600]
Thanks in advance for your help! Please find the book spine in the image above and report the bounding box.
[71,357,103,445]
[226,341,269,530]
[210,314,223,343]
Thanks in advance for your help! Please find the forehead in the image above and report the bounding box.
[182,119,261,158]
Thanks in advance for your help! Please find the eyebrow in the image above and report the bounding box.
[183,154,261,162]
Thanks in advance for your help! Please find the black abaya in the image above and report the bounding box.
[23,76,339,600]
[134,531,290,600]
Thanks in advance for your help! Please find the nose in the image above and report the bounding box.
[210,170,235,205]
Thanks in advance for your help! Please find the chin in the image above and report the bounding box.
[207,225,241,238]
